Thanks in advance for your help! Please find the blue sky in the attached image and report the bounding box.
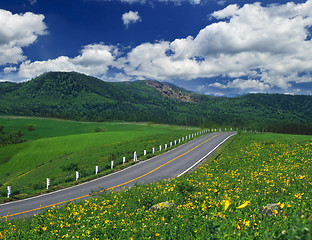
[0,0,311,96]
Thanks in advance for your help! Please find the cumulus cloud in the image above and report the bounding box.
[117,0,312,91]
[209,79,271,90]
[3,66,17,74]
[0,9,47,65]
[18,44,117,78]
[122,11,141,27]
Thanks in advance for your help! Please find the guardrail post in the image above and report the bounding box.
[95,166,99,174]
[170,142,172,147]
[159,145,162,151]
[123,157,126,164]
[76,171,79,181]
[152,147,155,153]
[174,140,177,145]
[144,150,147,156]
[47,178,50,189]
[133,151,137,162]
[165,144,167,150]
[111,160,114,169]
[7,186,11,198]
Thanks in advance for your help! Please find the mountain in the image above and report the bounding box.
[1,71,312,134]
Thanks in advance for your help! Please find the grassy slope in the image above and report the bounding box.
[0,118,197,200]
[1,132,311,239]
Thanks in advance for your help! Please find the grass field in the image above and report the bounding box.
[1,132,312,239]
[0,117,199,201]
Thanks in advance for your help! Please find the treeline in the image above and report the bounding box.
[1,71,312,135]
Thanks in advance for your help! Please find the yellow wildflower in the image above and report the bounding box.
[237,201,250,209]
[224,200,231,211]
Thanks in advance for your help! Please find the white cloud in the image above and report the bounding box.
[118,0,312,90]
[3,66,17,74]
[0,9,47,65]
[18,43,117,78]
[209,79,271,90]
[122,11,141,27]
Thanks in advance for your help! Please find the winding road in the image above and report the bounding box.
[0,131,236,220]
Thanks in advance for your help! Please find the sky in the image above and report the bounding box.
[0,0,312,96]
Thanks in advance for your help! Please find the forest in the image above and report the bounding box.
[1,71,312,135]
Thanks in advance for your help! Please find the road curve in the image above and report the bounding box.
[0,131,236,220]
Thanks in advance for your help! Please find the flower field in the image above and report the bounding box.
[1,132,312,239]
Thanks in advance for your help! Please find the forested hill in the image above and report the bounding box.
[1,71,312,134]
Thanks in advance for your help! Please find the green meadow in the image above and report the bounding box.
[0,117,198,201]
[1,132,312,239]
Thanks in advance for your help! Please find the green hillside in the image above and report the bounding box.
[0,118,197,201]
[1,71,312,134]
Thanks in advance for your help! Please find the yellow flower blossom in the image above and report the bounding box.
[224,200,231,211]
[237,201,250,209]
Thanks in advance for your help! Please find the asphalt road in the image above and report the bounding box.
[0,131,236,220]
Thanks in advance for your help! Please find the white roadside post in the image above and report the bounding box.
[170,142,172,147]
[174,140,177,145]
[133,151,138,162]
[47,178,50,190]
[152,147,155,153]
[76,171,79,181]
[7,186,11,198]
[182,137,184,141]
[159,145,162,151]
[186,136,188,140]
[179,139,181,143]
[165,144,167,150]
[144,150,147,156]
[111,160,114,169]
[95,165,99,174]
[123,157,126,164]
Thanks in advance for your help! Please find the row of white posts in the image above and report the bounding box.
[6,128,235,197]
